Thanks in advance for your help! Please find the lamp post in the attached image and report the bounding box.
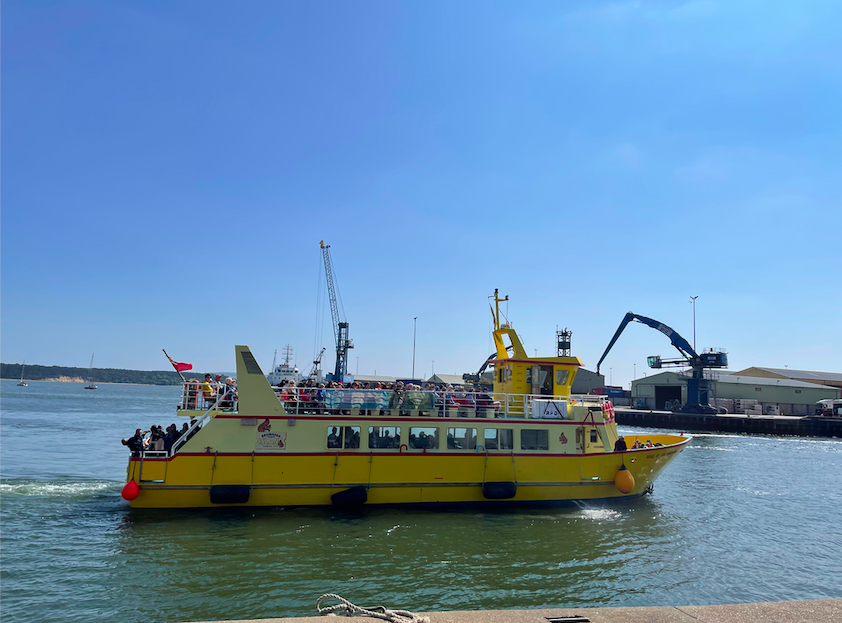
[412,317,417,379]
[689,296,699,351]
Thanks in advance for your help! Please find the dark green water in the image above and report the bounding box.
[2,380,841,622]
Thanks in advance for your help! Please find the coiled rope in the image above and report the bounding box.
[316,593,429,623]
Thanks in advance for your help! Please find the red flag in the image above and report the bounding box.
[163,350,193,373]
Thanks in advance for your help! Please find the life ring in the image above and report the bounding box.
[603,400,615,423]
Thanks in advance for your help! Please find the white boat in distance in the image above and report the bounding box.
[18,360,28,386]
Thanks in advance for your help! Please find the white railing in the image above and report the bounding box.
[179,382,238,412]
[175,383,612,421]
[169,413,210,455]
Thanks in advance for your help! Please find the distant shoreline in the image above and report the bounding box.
[1,378,177,387]
[0,363,202,386]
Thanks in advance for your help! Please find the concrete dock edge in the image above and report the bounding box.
[189,598,842,623]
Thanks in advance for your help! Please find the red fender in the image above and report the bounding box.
[121,480,140,501]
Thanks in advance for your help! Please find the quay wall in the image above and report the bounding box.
[191,598,842,623]
[615,408,842,437]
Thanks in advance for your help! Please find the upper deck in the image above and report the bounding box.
[178,382,613,422]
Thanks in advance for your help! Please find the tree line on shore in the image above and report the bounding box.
[0,363,207,386]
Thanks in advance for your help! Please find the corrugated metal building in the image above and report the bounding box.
[632,370,840,415]
[571,368,605,394]
[731,367,842,391]
[427,373,469,387]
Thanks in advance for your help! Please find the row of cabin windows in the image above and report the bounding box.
[495,368,570,386]
[325,426,569,451]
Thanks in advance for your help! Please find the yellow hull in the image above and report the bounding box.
[127,434,688,508]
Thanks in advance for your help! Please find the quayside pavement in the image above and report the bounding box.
[190,598,842,623]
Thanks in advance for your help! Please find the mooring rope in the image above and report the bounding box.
[316,593,429,623]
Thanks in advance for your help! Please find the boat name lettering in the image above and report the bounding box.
[256,430,287,450]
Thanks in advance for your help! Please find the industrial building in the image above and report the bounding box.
[731,367,842,392]
[631,370,840,415]
[571,368,605,395]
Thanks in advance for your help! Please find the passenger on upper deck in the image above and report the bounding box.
[221,377,237,410]
[201,374,216,404]
[185,379,199,409]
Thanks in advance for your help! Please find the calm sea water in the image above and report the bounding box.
[1,379,841,623]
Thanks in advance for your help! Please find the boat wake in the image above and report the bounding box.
[572,499,622,521]
[0,478,118,498]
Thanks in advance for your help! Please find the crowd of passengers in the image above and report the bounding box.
[121,419,199,456]
[613,436,663,451]
[182,373,238,410]
[272,379,497,413]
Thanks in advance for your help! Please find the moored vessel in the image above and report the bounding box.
[122,291,690,508]
[267,345,302,386]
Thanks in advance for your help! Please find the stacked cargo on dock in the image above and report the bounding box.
[733,399,762,415]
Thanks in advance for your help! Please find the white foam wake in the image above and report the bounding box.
[0,480,117,497]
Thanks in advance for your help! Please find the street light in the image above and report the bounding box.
[412,317,417,379]
[689,296,699,351]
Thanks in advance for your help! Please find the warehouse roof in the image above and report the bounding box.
[636,370,838,391]
[733,367,842,383]
[713,373,838,390]
[427,373,469,386]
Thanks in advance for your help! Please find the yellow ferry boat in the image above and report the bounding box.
[122,292,690,508]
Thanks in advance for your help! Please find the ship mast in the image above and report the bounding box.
[490,288,509,331]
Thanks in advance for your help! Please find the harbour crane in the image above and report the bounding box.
[320,241,353,382]
[595,312,728,414]
[308,347,327,380]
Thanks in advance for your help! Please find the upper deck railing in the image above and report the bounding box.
[178,383,609,420]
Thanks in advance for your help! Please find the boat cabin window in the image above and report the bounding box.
[327,426,360,449]
[368,426,401,449]
[484,428,514,450]
[521,429,549,451]
[556,370,569,385]
[446,428,477,450]
[409,427,439,450]
[590,429,598,443]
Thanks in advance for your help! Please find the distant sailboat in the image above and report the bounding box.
[85,353,97,390]
[18,360,28,386]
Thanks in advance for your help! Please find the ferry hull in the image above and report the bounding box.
[127,434,687,509]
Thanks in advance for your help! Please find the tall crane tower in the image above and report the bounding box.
[320,241,353,381]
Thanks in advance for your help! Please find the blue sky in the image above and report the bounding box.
[3,0,841,388]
